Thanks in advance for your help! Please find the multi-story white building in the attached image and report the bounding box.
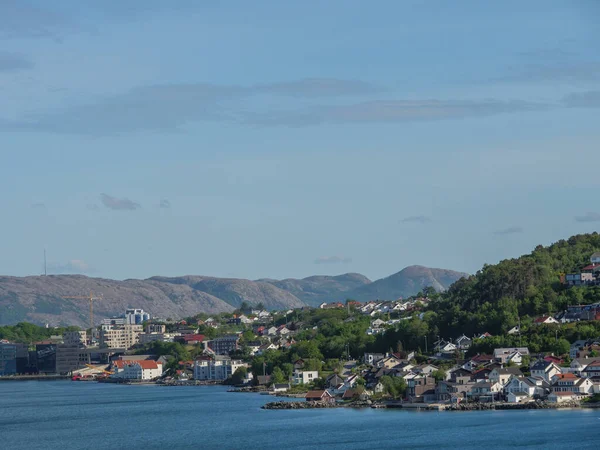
[293,370,319,385]
[193,356,245,381]
[112,360,163,380]
[100,324,143,350]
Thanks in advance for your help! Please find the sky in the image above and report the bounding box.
[1,0,600,282]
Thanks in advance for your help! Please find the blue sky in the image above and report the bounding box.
[1,0,600,281]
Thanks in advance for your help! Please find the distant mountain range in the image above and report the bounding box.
[0,266,467,327]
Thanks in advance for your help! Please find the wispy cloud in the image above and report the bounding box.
[0,78,548,134]
[244,99,548,127]
[498,62,600,84]
[47,259,93,275]
[493,226,523,235]
[563,91,600,108]
[0,51,33,71]
[30,202,46,209]
[159,199,171,209]
[575,212,600,223]
[100,193,140,211]
[0,79,381,135]
[254,78,383,97]
[314,256,352,264]
[401,215,431,224]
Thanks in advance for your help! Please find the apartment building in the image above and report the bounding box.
[63,331,87,347]
[207,335,239,355]
[193,356,245,381]
[100,324,143,350]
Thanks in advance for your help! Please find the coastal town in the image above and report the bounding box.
[2,249,600,411]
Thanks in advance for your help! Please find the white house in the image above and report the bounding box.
[582,360,600,379]
[293,370,319,385]
[507,392,530,403]
[371,319,386,328]
[551,373,594,395]
[530,360,562,382]
[455,335,472,350]
[534,316,559,325]
[493,348,530,365]
[489,367,523,386]
[548,392,579,403]
[570,357,592,375]
[507,326,520,335]
[112,360,163,380]
[591,252,600,265]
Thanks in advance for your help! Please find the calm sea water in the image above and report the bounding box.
[1,381,599,449]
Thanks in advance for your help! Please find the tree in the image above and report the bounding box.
[553,338,570,356]
[431,369,446,383]
[379,375,406,399]
[271,367,286,384]
[225,367,248,385]
[239,302,252,314]
[256,302,265,311]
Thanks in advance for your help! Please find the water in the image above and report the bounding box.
[1,381,598,449]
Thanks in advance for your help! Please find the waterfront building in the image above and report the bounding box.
[56,345,89,374]
[0,342,17,376]
[100,324,143,349]
[193,356,245,381]
[112,360,163,380]
[35,343,57,373]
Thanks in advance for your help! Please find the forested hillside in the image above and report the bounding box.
[429,233,600,338]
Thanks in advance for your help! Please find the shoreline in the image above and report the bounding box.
[262,399,598,411]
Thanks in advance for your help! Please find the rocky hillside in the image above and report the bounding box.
[0,265,467,327]
[341,265,468,302]
[0,275,237,327]
[260,273,372,307]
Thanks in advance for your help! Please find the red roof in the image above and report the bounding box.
[555,373,577,380]
[582,264,599,271]
[305,390,332,399]
[544,355,563,364]
[552,391,575,396]
[113,360,160,370]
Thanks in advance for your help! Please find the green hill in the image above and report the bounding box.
[431,233,600,338]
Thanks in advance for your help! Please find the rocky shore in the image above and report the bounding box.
[262,399,590,411]
[448,400,581,411]
[262,401,339,409]
[262,400,375,410]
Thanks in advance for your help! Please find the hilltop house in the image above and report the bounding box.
[534,316,559,325]
[455,335,472,350]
